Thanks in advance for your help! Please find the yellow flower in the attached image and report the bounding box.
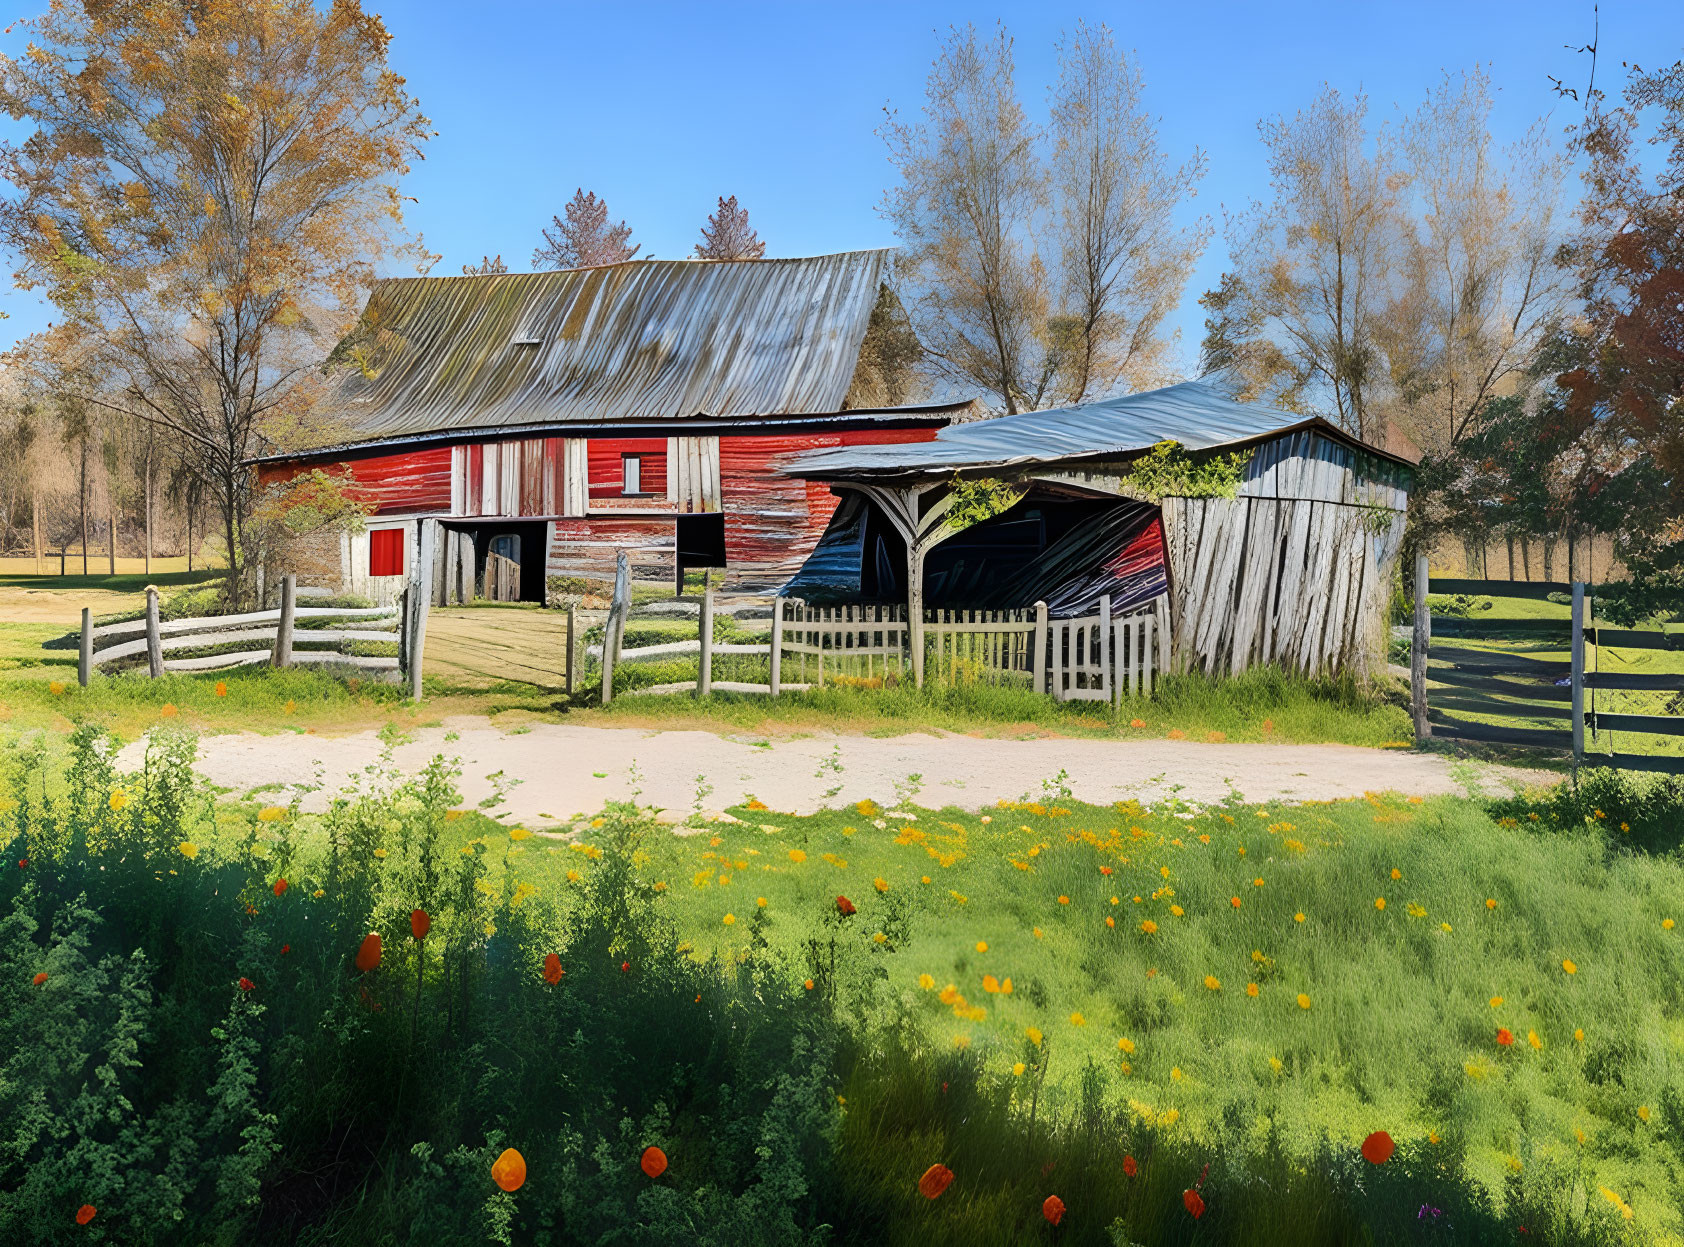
[1268,1056,1283,1072]
[566,869,581,882]
[1069,1011,1086,1026]
[1169,904,1184,917]
[1033,926,1043,938]
[1428,1130,1440,1144]
[176,841,198,860]
[1246,982,1259,998]
[1253,877,1264,887]
[1390,867,1401,880]
[108,789,129,811]
[788,849,806,862]
[48,680,65,695]
[1294,912,1305,923]
[873,877,888,893]
[1562,958,1577,975]
[1486,898,1497,910]
[1528,1030,1542,1050]
[918,973,935,990]
[1105,915,1116,928]
[1026,1026,1043,1048]
[257,806,286,822]
[373,848,387,859]
[654,881,668,892]
[1117,1037,1134,1054]
[922,875,932,884]
[283,699,296,715]
[1170,1065,1183,1081]
[1204,975,1221,991]
[975,940,988,953]
[1297,993,1311,1010]
[1160,866,1170,879]
[1140,919,1158,934]
[312,888,324,897]
[1599,1187,1635,1222]
[1490,996,1504,1008]
[1374,897,1386,911]
[1440,922,1453,933]
[1638,1105,1651,1123]
[1574,1027,1584,1042]
[873,932,887,944]
[1012,1061,1027,1076]
[722,913,736,925]
[508,827,531,841]
[1665,918,1676,930]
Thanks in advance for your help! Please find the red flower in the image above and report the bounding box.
[1099,865,1113,875]
[641,1145,668,1178]
[273,877,288,896]
[17,858,27,868]
[32,971,47,986]
[238,977,255,993]
[1184,1188,1205,1219]
[1361,1130,1395,1164]
[542,953,563,985]
[836,895,856,917]
[917,1163,954,1199]
[1123,1155,1137,1178]
[1042,1195,1065,1226]
[1496,1027,1514,1047]
[355,932,382,973]
[410,908,431,941]
[620,961,630,973]
[75,1204,96,1226]
[280,944,290,955]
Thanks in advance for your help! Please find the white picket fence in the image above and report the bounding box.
[77,575,402,684]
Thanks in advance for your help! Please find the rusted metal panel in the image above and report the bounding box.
[258,447,451,516]
[313,251,891,447]
[588,438,667,500]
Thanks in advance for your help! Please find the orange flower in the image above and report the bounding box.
[355,932,382,973]
[273,877,288,896]
[1230,897,1241,909]
[159,703,178,717]
[1105,915,1116,928]
[1183,1188,1205,1219]
[1129,718,1146,728]
[215,681,228,697]
[1042,1195,1065,1226]
[542,953,563,985]
[32,971,47,986]
[836,895,856,917]
[76,1204,96,1226]
[411,909,431,941]
[1058,895,1070,905]
[1496,1027,1514,1047]
[641,1145,669,1178]
[918,1163,954,1199]
[1361,1130,1395,1164]
[491,1147,526,1192]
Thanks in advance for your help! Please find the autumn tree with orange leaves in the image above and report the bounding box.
[0,0,431,605]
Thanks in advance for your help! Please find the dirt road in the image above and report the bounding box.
[132,719,1554,823]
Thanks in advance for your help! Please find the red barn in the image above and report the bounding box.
[253,250,962,603]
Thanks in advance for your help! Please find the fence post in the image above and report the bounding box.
[698,584,714,697]
[1154,592,1171,685]
[1571,580,1586,767]
[272,574,295,669]
[1097,595,1112,708]
[1411,554,1431,744]
[770,596,784,696]
[1032,601,1048,695]
[79,607,92,687]
[601,549,629,705]
[397,588,410,675]
[410,523,436,701]
[565,605,577,695]
[145,587,164,678]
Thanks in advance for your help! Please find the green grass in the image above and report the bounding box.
[0,567,222,593]
[448,787,1684,1237]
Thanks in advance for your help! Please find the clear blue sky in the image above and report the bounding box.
[1,0,1674,372]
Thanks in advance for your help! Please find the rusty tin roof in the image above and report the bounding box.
[309,250,891,446]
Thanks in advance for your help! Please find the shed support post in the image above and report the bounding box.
[1411,554,1430,744]
[565,605,577,695]
[769,597,784,696]
[145,587,164,678]
[908,550,925,689]
[410,521,436,701]
[79,607,92,687]
[1031,601,1048,695]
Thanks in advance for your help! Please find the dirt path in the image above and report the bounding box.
[137,719,1555,823]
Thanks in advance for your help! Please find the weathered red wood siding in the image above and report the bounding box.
[256,446,452,516]
[587,438,667,499]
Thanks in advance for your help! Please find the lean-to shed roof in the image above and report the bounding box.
[309,250,890,446]
[785,380,1414,480]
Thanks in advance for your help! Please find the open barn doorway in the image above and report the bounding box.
[442,519,549,605]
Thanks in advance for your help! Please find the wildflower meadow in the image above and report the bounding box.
[1,726,1679,1245]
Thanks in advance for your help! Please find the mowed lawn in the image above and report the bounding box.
[456,790,1684,1232]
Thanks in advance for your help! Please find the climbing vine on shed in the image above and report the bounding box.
[944,475,1024,533]
[1121,440,1252,502]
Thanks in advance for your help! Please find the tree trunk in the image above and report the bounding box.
[1520,537,1531,581]
[186,501,193,572]
[1505,534,1515,581]
[143,448,153,576]
[221,468,242,609]
[1542,536,1555,581]
[31,488,42,575]
[107,489,116,576]
[78,437,89,576]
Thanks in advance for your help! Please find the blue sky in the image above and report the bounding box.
[1,1,1673,371]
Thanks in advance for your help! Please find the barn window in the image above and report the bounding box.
[622,454,644,496]
[369,528,405,577]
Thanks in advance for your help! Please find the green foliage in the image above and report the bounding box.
[1489,765,1684,855]
[944,476,1025,533]
[1120,441,1251,502]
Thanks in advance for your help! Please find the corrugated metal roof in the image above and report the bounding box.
[784,380,1412,479]
[310,251,890,446]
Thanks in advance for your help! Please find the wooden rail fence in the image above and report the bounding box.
[1410,557,1684,774]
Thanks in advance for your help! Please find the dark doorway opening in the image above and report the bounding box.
[442,520,549,604]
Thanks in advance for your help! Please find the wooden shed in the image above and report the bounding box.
[781,381,1414,678]
[251,251,965,604]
